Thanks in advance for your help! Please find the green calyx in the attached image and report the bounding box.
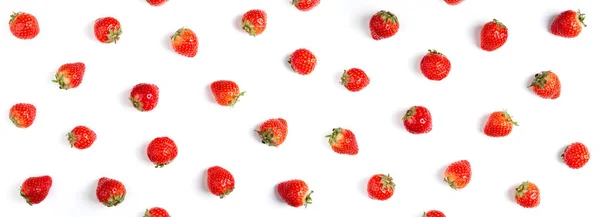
[105,27,122,44]
[9,12,22,24]
[501,110,518,126]
[20,188,33,206]
[528,70,551,89]
[560,145,570,161]
[515,181,530,198]
[325,128,342,145]
[340,70,350,86]
[52,73,71,90]
[303,190,314,208]
[402,106,417,121]
[287,56,297,72]
[492,18,506,29]
[229,91,246,108]
[67,132,77,148]
[171,27,186,41]
[376,10,398,24]
[256,129,278,147]
[104,193,125,207]
[292,0,302,6]
[129,97,145,111]
[379,174,396,190]
[143,209,152,217]
[9,114,21,127]
[443,176,459,190]
[578,9,587,27]
[154,161,171,168]
[220,189,234,199]
[428,49,444,56]
[241,20,257,36]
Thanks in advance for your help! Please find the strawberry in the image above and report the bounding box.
[292,0,320,11]
[369,10,399,40]
[325,128,359,155]
[480,19,508,51]
[207,166,235,198]
[52,62,86,90]
[256,118,288,147]
[528,70,561,99]
[147,137,178,168]
[9,103,36,128]
[444,0,463,5]
[20,175,52,205]
[402,106,432,134]
[288,48,317,75]
[170,27,198,57]
[483,110,518,137]
[241,9,267,36]
[144,207,170,217]
[94,17,121,44]
[96,177,126,207]
[551,10,586,38]
[277,179,313,208]
[147,0,168,6]
[68,125,97,150]
[9,12,40,40]
[129,83,159,112]
[423,210,446,217]
[561,142,590,169]
[367,174,395,201]
[420,49,451,81]
[444,160,471,190]
[514,181,540,208]
[341,68,370,92]
[209,80,245,107]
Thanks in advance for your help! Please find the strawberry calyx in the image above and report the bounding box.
[67,132,77,148]
[402,106,417,121]
[9,12,22,24]
[242,20,257,36]
[528,70,551,89]
[143,209,152,217]
[492,18,506,29]
[379,174,396,191]
[428,49,444,56]
[220,189,233,199]
[52,73,71,90]
[515,181,531,198]
[325,128,343,145]
[501,110,519,126]
[104,193,125,207]
[303,190,314,208]
[129,97,145,111]
[291,0,302,6]
[287,56,296,72]
[340,70,350,86]
[171,27,187,41]
[9,114,22,127]
[376,10,398,24]
[443,175,459,190]
[229,91,245,108]
[577,10,587,27]
[256,129,278,147]
[154,161,171,168]
[105,27,122,44]
[20,188,33,206]
[560,145,569,161]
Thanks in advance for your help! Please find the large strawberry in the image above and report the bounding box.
[514,181,540,208]
[528,70,561,99]
[420,50,451,81]
[256,118,288,147]
[52,62,86,90]
[325,128,359,155]
[288,48,317,75]
[207,166,235,198]
[147,137,178,168]
[129,83,160,112]
[444,160,471,190]
[423,210,446,217]
[402,106,432,134]
[144,207,170,217]
[444,0,463,5]
[171,27,198,57]
[96,177,126,207]
[147,0,168,6]
[483,110,518,137]
[68,125,97,150]
[367,174,395,201]
[9,103,37,128]
[94,17,121,44]
[210,80,245,107]
[369,10,399,40]
[241,9,267,36]
[292,0,320,11]
[561,142,590,169]
[341,68,370,92]
[277,179,313,208]
[20,175,52,205]
[480,19,508,51]
[9,12,40,40]
[551,10,586,38]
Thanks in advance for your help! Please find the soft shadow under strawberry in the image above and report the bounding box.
[472,23,483,48]
[84,21,96,42]
[507,184,517,202]
[479,113,489,134]
[199,168,210,194]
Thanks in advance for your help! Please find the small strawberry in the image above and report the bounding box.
[68,125,97,150]
[325,128,359,155]
[367,174,395,201]
[256,118,288,147]
[341,68,370,92]
[288,48,317,75]
[9,12,40,40]
[20,175,52,205]
[9,103,36,128]
[52,62,86,90]
[423,210,446,217]
[207,166,235,198]
[444,160,472,190]
[147,137,178,168]
[528,70,561,99]
[480,19,508,51]
[147,0,168,6]
[277,179,313,208]
[144,207,170,217]
[561,142,590,169]
[514,181,540,208]
[129,83,159,112]
[444,0,463,5]
[483,110,518,137]
[292,0,320,11]
[369,10,399,40]
[402,106,432,134]
[420,49,451,81]
[551,10,586,38]
[210,80,245,107]
[96,177,126,207]
[94,17,121,44]
[241,9,267,36]
[170,27,198,57]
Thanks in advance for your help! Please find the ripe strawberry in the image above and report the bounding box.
[147,0,168,6]
[420,49,451,81]
[561,142,590,169]
[325,128,359,155]
[480,19,508,51]
[52,62,86,90]
[551,10,586,38]
[144,207,170,217]
[147,137,178,168]
[423,210,446,217]
[256,118,288,147]
[209,80,245,107]
[9,103,36,128]
[96,177,126,207]
[207,166,235,198]
[402,106,432,134]
[277,179,313,208]
[292,0,320,11]
[528,70,561,99]
[68,125,97,150]
[514,181,540,208]
[369,10,399,40]
[341,68,370,92]
[367,174,395,200]
[94,17,121,44]
[129,83,159,112]
[9,12,40,40]
[241,9,267,36]
[444,0,463,5]
[288,48,317,75]
[444,160,471,190]
[170,27,198,57]
[483,110,518,137]
[20,175,52,205]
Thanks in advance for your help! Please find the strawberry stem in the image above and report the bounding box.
[502,110,518,126]
[241,20,257,36]
[303,190,313,208]
[492,18,506,29]
[105,27,122,44]
[256,129,278,147]
[143,209,152,217]
[577,9,587,27]
[376,10,398,24]
[428,49,443,55]
[325,128,342,145]
[229,91,245,108]
[379,174,396,190]
[528,70,551,89]
[9,12,21,24]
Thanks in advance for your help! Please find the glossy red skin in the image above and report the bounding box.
[515,181,540,208]
[53,62,86,90]
[420,50,451,81]
[289,48,317,75]
[341,68,370,92]
[144,207,170,217]
[369,10,399,40]
[256,118,288,147]
[96,177,126,207]
[210,80,244,107]
[484,111,517,137]
[402,106,432,134]
[207,166,235,198]
[423,210,446,217]
[147,0,168,6]
[562,142,590,169]
[444,160,471,190]
[292,0,320,11]
[68,125,97,149]
[94,17,121,44]
[241,9,267,36]
[326,128,359,155]
[529,71,561,99]
[9,103,36,128]
[551,10,585,38]
[20,175,52,205]
[480,19,508,51]
[367,174,395,200]
[9,12,39,39]
[147,137,178,167]
[171,28,198,57]
[444,0,463,5]
[129,83,159,112]
[277,179,312,207]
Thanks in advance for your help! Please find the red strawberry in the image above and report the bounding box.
[292,0,320,11]
[277,179,313,208]
[420,50,451,81]
[210,80,245,107]
[444,160,471,190]
[256,118,288,147]
[514,181,540,208]
[20,175,52,205]
[561,142,590,169]
[52,62,86,90]
[147,137,178,168]
[94,17,121,44]
[129,83,159,112]
[68,125,97,150]
[144,207,170,217]
[551,10,586,38]
[369,10,399,40]
[147,0,168,6]
[170,27,198,57]
[207,166,235,198]
[9,103,36,128]
[341,68,370,92]
[480,19,508,51]
[288,48,317,75]
[96,177,126,207]
[325,128,359,155]
[367,174,395,201]
[241,9,267,36]
[9,12,40,40]
[423,210,446,217]
[483,110,518,137]
[444,0,463,5]
[528,70,561,99]
[402,106,432,134]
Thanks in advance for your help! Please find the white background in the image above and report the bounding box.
[0,0,598,216]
